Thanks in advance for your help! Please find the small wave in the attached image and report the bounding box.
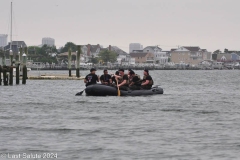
[39,128,84,133]
[75,101,109,104]
[161,109,186,112]
[196,110,219,114]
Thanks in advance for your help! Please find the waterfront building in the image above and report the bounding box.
[143,46,168,64]
[0,34,8,47]
[130,51,155,64]
[129,43,143,53]
[42,37,55,47]
[171,46,212,65]
[4,41,27,57]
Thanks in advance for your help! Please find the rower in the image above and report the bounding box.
[112,71,119,85]
[129,71,141,90]
[141,69,153,90]
[100,69,112,85]
[84,68,99,87]
[116,69,129,91]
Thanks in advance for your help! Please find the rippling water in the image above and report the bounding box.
[0,70,240,160]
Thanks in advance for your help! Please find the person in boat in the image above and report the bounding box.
[84,68,99,87]
[111,71,119,85]
[115,69,129,91]
[129,70,142,90]
[128,68,134,82]
[100,69,112,85]
[141,69,154,90]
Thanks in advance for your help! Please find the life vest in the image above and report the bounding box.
[118,74,129,85]
[143,75,154,86]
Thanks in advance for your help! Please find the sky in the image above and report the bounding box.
[0,0,240,52]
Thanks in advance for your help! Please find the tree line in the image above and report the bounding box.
[27,42,117,64]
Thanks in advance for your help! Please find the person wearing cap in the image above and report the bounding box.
[100,69,112,85]
[141,69,154,90]
[129,70,141,90]
[84,68,99,87]
[115,69,129,91]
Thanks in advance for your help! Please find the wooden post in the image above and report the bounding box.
[3,68,8,86]
[9,66,13,85]
[68,48,72,77]
[0,65,2,86]
[22,53,27,84]
[22,65,27,84]
[76,45,81,78]
[16,63,19,85]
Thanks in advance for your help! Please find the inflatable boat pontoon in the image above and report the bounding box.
[84,84,163,96]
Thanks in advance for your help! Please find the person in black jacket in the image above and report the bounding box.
[129,71,141,90]
[100,69,112,85]
[141,69,154,90]
[84,68,99,87]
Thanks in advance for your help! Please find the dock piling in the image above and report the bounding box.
[22,53,27,84]
[3,67,8,86]
[9,66,13,85]
[68,48,72,77]
[76,45,81,78]
[0,65,2,85]
[16,63,19,85]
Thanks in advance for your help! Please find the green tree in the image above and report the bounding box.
[98,49,117,63]
[213,49,221,54]
[61,42,77,53]
[89,55,99,64]
[224,48,229,53]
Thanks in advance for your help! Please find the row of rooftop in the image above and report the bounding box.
[1,39,240,66]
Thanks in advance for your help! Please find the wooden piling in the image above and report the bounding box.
[76,45,81,78]
[68,48,72,77]
[9,66,13,85]
[16,63,19,85]
[22,65,27,84]
[3,68,8,86]
[0,65,2,85]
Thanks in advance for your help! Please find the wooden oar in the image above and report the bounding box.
[116,79,121,96]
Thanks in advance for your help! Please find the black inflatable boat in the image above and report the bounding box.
[84,84,163,96]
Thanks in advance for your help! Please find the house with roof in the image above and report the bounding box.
[143,46,168,64]
[171,46,212,65]
[130,51,155,64]
[80,44,101,62]
[111,46,135,65]
[4,41,27,57]
[216,53,240,62]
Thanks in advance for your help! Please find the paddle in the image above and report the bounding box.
[116,79,121,96]
[75,89,85,96]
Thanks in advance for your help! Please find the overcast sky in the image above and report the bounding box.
[0,0,239,52]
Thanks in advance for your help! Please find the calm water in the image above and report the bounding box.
[0,70,240,160]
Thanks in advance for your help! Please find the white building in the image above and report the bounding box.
[42,37,55,47]
[143,46,168,64]
[129,43,143,53]
[0,34,8,47]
